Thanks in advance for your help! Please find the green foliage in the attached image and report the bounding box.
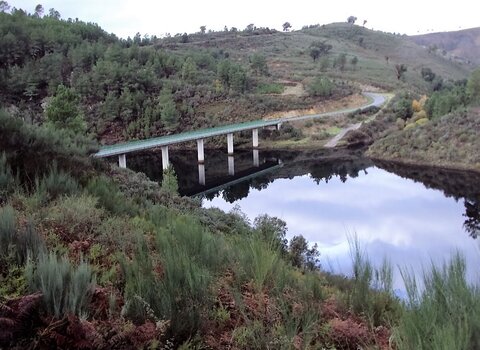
[36,164,79,202]
[26,253,96,318]
[0,110,96,182]
[396,253,480,350]
[121,214,226,339]
[467,68,480,104]
[0,152,17,198]
[46,85,87,134]
[15,219,46,265]
[181,57,198,83]
[425,82,467,119]
[395,63,408,80]
[346,237,400,327]
[161,165,179,195]
[249,53,268,75]
[235,231,281,292]
[217,60,248,93]
[255,83,284,94]
[159,88,178,129]
[309,41,332,62]
[48,194,104,240]
[335,53,347,71]
[308,76,333,97]
[0,205,16,257]
[393,93,413,120]
[253,214,288,254]
[289,235,320,271]
[86,175,136,216]
[421,67,436,82]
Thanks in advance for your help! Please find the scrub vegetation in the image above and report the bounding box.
[1,3,480,349]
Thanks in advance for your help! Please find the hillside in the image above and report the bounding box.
[170,23,471,92]
[410,27,480,66]
[367,107,480,171]
[0,10,471,145]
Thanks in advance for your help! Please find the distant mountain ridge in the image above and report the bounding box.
[410,27,480,66]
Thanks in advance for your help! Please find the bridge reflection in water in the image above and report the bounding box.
[124,149,282,197]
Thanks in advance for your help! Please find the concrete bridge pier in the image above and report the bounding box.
[198,163,206,185]
[277,122,283,130]
[197,139,205,163]
[252,128,259,148]
[227,133,234,155]
[253,149,259,167]
[118,154,127,168]
[161,146,170,170]
[228,156,235,176]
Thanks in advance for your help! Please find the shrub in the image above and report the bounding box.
[0,205,16,257]
[48,194,104,240]
[161,165,179,195]
[0,153,17,200]
[255,83,284,94]
[308,76,333,97]
[86,176,135,215]
[36,164,79,202]
[26,253,96,318]
[396,253,480,350]
[15,219,46,264]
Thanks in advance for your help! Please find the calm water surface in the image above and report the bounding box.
[127,149,480,292]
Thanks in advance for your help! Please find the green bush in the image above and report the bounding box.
[396,253,480,350]
[15,219,46,264]
[308,76,333,97]
[255,83,284,94]
[36,164,79,202]
[48,194,104,240]
[161,165,179,195]
[26,253,96,318]
[0,205,16,257]
[86,175,135,215]
[0,153,17,199]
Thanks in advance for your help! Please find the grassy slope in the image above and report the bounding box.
[367,106,480,171]
[410,27,480,66]
[170,23,470,92]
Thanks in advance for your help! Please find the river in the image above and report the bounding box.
[126,148,480,293]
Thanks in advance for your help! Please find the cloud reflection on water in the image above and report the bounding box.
[204,166,480,289]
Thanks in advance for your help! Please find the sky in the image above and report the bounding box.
[10,0,480,39]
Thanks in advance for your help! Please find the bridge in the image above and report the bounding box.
[94,92,386,169]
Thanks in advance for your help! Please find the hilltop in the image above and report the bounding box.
[410,27,480,66]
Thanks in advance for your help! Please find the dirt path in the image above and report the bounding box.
[324,122,362,148]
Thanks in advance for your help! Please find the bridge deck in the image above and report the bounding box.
[95,119,281,157]
[95,92,386,158]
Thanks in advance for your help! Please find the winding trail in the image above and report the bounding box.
[324,123,362,148]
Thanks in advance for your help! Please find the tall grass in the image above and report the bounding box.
[0,205,16,256]
[395,252,480,350]
[347,236,400,327]
[121,214,227,339]
[235,232,281,293]
[26,253,96,318]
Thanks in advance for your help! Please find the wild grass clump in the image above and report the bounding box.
[0,205,16,257]
[0,153,17,200]
[15,219,46,264]
[36,164,79,202]
[48,194,104,240]
[121,214,227,340]
[395,253,480,350]
[86,175,137,216]
[347,237,400,327]
[26,252,96,318]
[235,232,281,293]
